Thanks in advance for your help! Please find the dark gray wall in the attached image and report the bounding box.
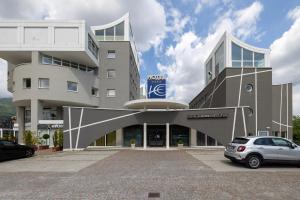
[63,106,248,149]
[98,41,140,108]
[189,67,275,137]
[272,83,293,138]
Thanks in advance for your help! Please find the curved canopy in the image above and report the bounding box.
[124,99,189,109]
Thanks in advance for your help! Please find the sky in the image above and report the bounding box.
[0,0,300,115]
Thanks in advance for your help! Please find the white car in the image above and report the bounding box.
[224,136,300,169]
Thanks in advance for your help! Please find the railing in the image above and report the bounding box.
[0,128,18,139]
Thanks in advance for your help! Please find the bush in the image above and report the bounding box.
[177,139,183,145]
[293,116,300,145]
[23,130,37,146]
[53,129,63,147]
[42,134,50,140]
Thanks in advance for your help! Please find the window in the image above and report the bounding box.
[206,58,213,83]
[232,137,249,144]
[254,52,264,67]
[53,57,62,66]
[254,138,274,146]
[115,22,124,40]
[91,87,99,97]
[107,50,116,59]
[25,109,31,123]
[42,55,52,64]
[215,42,224,74]
[107,69,116,78]
[38,78,49,89]
[232,42,242,67]
[258,131,269,136]
[105,27,114,40]
[23,78,31,89]
[88,34,99,58]
[95,29,104,41]
[62,60,70,67]
[271,138,291,147]
[79,64,86,71]
[107,89,116,97]
[71,62,78,69]
[245,84,253,92]
[243,48,253,67]
[67,81,78,92]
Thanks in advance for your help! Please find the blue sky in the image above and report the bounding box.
[0,0,300,114]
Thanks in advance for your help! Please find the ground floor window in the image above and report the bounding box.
[170,125,189,146]
[94,131,116,146]
[197,131,206,146]
[123,125,143,147]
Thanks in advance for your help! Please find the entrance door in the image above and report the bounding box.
[147,125,166,147]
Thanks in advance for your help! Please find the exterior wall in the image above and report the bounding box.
[63,107,248,150]
[98,41,139,108]
[272,83,293,139]
[190,67,274,137]
[0,20,99,66]
[12,52,100,106]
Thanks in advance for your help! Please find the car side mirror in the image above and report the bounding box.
[291,143,297,149]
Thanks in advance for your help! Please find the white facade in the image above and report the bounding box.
[0,20,99,67]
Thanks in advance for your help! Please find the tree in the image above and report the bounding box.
[293,115,300,144]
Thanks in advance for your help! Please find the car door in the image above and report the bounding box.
[253,138,278,160]
[1,141,19,159]
[271,138,295,161]
[0,141,8,161]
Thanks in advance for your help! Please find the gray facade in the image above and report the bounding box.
[63,106,247,150]
[98,41,140,108]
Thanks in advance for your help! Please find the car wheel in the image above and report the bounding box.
[246,155,261,169]
[25,149,33,157]
[230,158,237,163]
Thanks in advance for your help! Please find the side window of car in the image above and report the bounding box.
[271,138,290,147]
[254,138,274,146]
[2,141,15,147]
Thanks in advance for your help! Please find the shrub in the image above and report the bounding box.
[53,129,63,147]
[177,139,183,144]
[42,134,50,140]
[23,130,37,146]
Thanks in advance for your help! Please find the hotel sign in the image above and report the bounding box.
[187,113,228,120]
[147,75,166,99]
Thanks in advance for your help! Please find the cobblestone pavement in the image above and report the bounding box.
[0,150,300,200]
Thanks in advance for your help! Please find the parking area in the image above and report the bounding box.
[187,150,300,172]
[0,150,118,172]
[0,149,300,199]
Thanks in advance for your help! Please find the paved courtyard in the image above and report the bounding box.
[0,149,300,200]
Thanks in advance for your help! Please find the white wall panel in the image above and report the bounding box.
[0,27,18,44]
[24,27,48,45]
[54,27,79,45]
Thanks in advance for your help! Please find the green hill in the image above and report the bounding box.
[0,98,16,118]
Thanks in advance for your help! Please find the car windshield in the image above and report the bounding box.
[231,138,249,144]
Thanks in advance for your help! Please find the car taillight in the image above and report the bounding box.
[237,146,246,152]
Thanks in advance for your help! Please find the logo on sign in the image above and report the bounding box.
[147,75,166,99]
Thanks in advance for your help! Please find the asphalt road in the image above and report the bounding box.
[0,149,299,200]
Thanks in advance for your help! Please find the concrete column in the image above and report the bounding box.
[0,129,3,138]
[31,51,40,65]
[116,129,123,146]
[166,123,170,149]
[205,134,208,146]
[143,123,147,149]
[16,106,25,144]
[30,99,43,135]
[190,129,197,147]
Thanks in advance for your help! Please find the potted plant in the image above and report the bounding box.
[130,139,136,149]
[23,130,38,151]
[177,139,184,148]
[52,129,63,151]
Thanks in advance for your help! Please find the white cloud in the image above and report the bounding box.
[158,1,264,102]
[194,0,220,14]
[270,6,300,115]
